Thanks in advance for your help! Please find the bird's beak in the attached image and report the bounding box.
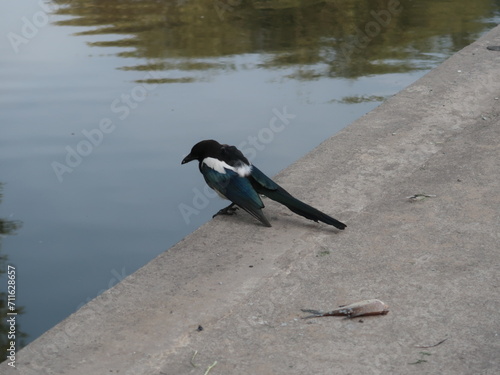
[181,154,195,165]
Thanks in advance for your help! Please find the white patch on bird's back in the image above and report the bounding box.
[203,157,252,177]
[234,163,252,177]
[202,157,229,174]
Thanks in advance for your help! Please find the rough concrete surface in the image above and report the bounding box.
[3,26,500,375]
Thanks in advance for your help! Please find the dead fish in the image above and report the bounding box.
[301,299,389,319]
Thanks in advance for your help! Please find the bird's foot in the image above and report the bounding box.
[213,204,239,218]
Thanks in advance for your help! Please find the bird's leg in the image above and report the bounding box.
[213,203,239,218]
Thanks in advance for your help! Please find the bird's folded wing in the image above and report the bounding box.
[248,165,279,191]
[201,164,265,213]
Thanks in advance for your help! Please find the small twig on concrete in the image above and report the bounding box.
[190,350,200,367]
[415,337,448,348]
[407,194,436,202]
[408,351,431,365]
[204,361,218,375]
[409,358,427,365]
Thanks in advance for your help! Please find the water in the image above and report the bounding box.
[1,0,499,349]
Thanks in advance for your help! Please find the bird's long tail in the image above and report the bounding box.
[262,187,346,230]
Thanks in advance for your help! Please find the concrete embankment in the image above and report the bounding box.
[3,25,500,375]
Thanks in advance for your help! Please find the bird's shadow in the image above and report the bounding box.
[212,203,345,234]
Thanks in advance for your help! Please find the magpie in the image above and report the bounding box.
[181,140,346,230]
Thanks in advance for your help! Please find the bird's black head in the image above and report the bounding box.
[181,139,222,165]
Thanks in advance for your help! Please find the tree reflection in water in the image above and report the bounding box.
[51,0,500,84]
